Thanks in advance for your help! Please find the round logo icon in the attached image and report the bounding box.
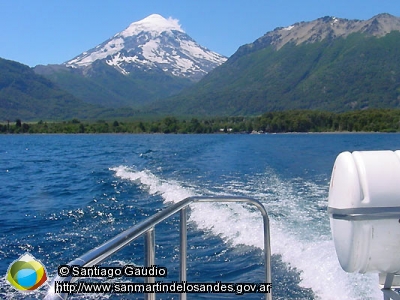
[6,253,48,292]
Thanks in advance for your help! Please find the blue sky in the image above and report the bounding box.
[1,0,399,67]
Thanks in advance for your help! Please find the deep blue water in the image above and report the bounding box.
[1,133,399,299]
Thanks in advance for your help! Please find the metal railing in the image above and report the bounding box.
[45,196,272,300]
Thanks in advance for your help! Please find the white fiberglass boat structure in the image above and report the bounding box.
[328,150,400,300]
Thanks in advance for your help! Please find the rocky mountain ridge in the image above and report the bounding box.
[235,13,400,56]
[150,13,400,116]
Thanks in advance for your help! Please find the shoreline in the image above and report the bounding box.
[0,131,398,136]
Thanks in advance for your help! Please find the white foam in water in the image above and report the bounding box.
[112,166,382,300]
[111,166,194,203]
[111,166,263,248]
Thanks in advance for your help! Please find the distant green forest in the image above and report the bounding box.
[157,32,400,116]
[3,109,400,134]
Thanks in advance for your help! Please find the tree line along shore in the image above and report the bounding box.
[2,109,400,134]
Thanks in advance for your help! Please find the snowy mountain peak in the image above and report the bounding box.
[119,14,184,38]
[65,14,226,81]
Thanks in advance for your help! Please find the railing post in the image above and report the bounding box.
[144,228,155,300]
[180,207,188,300]
[263,214,272,300]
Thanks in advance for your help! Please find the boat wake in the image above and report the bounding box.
[111,165,381,300]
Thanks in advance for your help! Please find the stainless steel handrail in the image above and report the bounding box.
[45,196,272,300]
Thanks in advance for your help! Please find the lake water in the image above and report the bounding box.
[1,133,399,299]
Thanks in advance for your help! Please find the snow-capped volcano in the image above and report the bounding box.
[65,14,227,81]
